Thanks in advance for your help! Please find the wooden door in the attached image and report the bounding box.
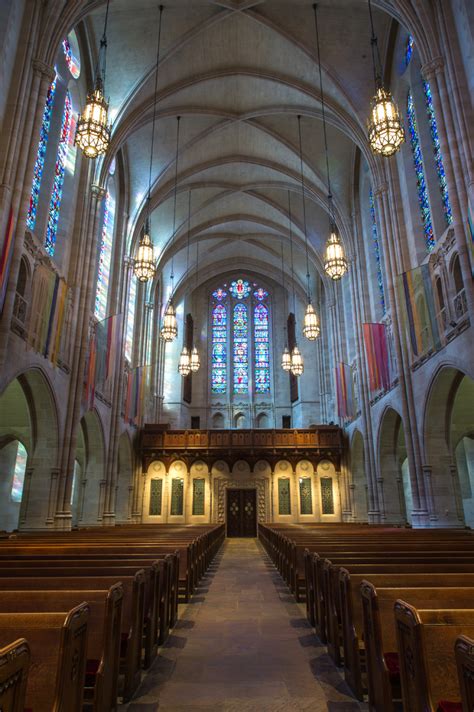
[226,489,257,537]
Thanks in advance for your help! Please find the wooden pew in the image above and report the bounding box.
[0,638,30,712]
[455,635,474,712]
[0,604,89,712]
[0,586,122,712]
[395,603,474,712]
[0,572,145,703]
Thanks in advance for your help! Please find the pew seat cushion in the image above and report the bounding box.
[383,652,400,681]
[437,702,462,712]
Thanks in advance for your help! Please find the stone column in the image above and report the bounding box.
[0,60,56,372]
[421,58,474,317]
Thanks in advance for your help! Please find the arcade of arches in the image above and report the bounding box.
[0,0,473,536]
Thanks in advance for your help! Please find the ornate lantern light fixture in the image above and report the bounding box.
[313,4,348,281]
[133,5,163,283]
[160,116,181,342]
[296,115,321,340]
[190,346,201,373]
[366,0,404,156]
[291,345,304,377]
[178,346,191,376]
[179,190,201,376]
[75,0,112,158]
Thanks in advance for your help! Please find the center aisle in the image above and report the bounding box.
[122,539,366,711]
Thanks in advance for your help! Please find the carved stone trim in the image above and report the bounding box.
[215,477,267,523]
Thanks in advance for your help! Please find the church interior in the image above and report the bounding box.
[0,0,473,709]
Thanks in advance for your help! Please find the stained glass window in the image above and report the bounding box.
[10,442,27,503]
[27,76,57,231]
[407,91,435,251]
[212,287,227,301]
[253,287,268,301]
[254,303,270,393]
[212,303,227,393]
[62,36,81,79]
[423,81,453,227]
[278,478,291,515]
[170,478,184,516]
[405,35,414,67]
[125,275,137,362]
[369,188,386,315]
[299,477,313,515]
[94,189,115,320]
[229,279,250,299]
[321,477,335,515]
[149,479,163,516]
[44,90,72,256]
[192,479,205,515]
[233,303,248,393]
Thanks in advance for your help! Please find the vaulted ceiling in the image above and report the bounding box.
[82,0,395,294]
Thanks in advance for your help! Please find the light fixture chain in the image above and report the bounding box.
[297,115,311,303]
[186,189,191,276]
[96,0,111,89]
[170,115,181,283]
[367,0,383,86]
[147,4,164,215]
[313,4,333,222]
[288,190,296,320]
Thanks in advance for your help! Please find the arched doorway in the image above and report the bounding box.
[116,433,133,523]
[77,410,106,525]
[378,408,408,524]
[350,431,368,522]
[424,367,474,526]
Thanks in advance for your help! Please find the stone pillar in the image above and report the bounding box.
[421,58,474,317]
[421,465,438,523]
[0,60,56,372]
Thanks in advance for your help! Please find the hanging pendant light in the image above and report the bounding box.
[366,0,404,156]
[133,6,163,282]
[288,191,303,378]
[190,346,201,373]
[313,4,348,281]
[279,239,292,371]
[281,346,292,372]
[297,115,321,340]
[160,116,181,342]
[75,0,112,158]
[178,346,191,376]
[291,346,304,376]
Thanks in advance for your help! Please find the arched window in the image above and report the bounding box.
[44,90,72,256]
[124,276,137,363]
[452,255,464,295]
[369,188,386,315]
[94,187,116,320]
[210,279,271,396]
[26,76,57,231]
[407,91,434,251]
[10,441,27,503]
[422,81,452,226]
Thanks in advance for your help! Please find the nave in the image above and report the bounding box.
[120,538,364,712]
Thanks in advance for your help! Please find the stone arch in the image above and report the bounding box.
[423,366,474,526]
[143,460,166,522]
[168,460,188,520]
[0,368,59,529]
[212,412,225,429]
[78,409,106,525]
[350,430,368,522]
[116,432,133,523]
[256,412,269,429]
[234,412,247,429]
[316,459,341,521]
[189,460,209,520]
[377,407,409,525]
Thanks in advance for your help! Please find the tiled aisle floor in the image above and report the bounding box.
[121,538,367,711]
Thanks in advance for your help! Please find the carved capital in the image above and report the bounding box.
[421,57,444,81]
[32,59,56,82]
[373,182,388,198]
[91,184,106,201]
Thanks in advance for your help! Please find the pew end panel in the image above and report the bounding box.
[455,635,474,712]
[0,638,30,712]
[339,567,364,701]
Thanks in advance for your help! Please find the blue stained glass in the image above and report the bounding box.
[27,76,57,231]
[423,80,453,227]
[212,287,227,301]
[44,90,72,256]
[405,35,414,67]
[254,303,270,393]
[233,303,248,393]
[62,36,80,78]
[253,287,268,301]
[229,279,250,300]
[407,91,435,251]
[369,189,386,315]
[10,442,27,503]
[125,275,137,362]
[95,189,115,320]
[212,303,227,393]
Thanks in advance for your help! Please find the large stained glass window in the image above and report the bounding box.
[94,189,116,320]
[10,441,27,503]
[229,279,250,300]
[405,35,414,67]
[369,188,386,315]
[44,90,72,256]
[27,76,57,231]
[211,303,227,393]
[62,36,81,79]
[407,91,435,251]
[233,303,248,393]
[124,275,137,362]
[423,81,453,227]
[254,303,270,393]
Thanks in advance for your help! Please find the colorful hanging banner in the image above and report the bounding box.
[363,322,391,393]
[397,263,444,357]
[335,362,355,420]
[124,365,150,426]
[83,313,122,410]
[28,263,67,364]
[0,208,15,315]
